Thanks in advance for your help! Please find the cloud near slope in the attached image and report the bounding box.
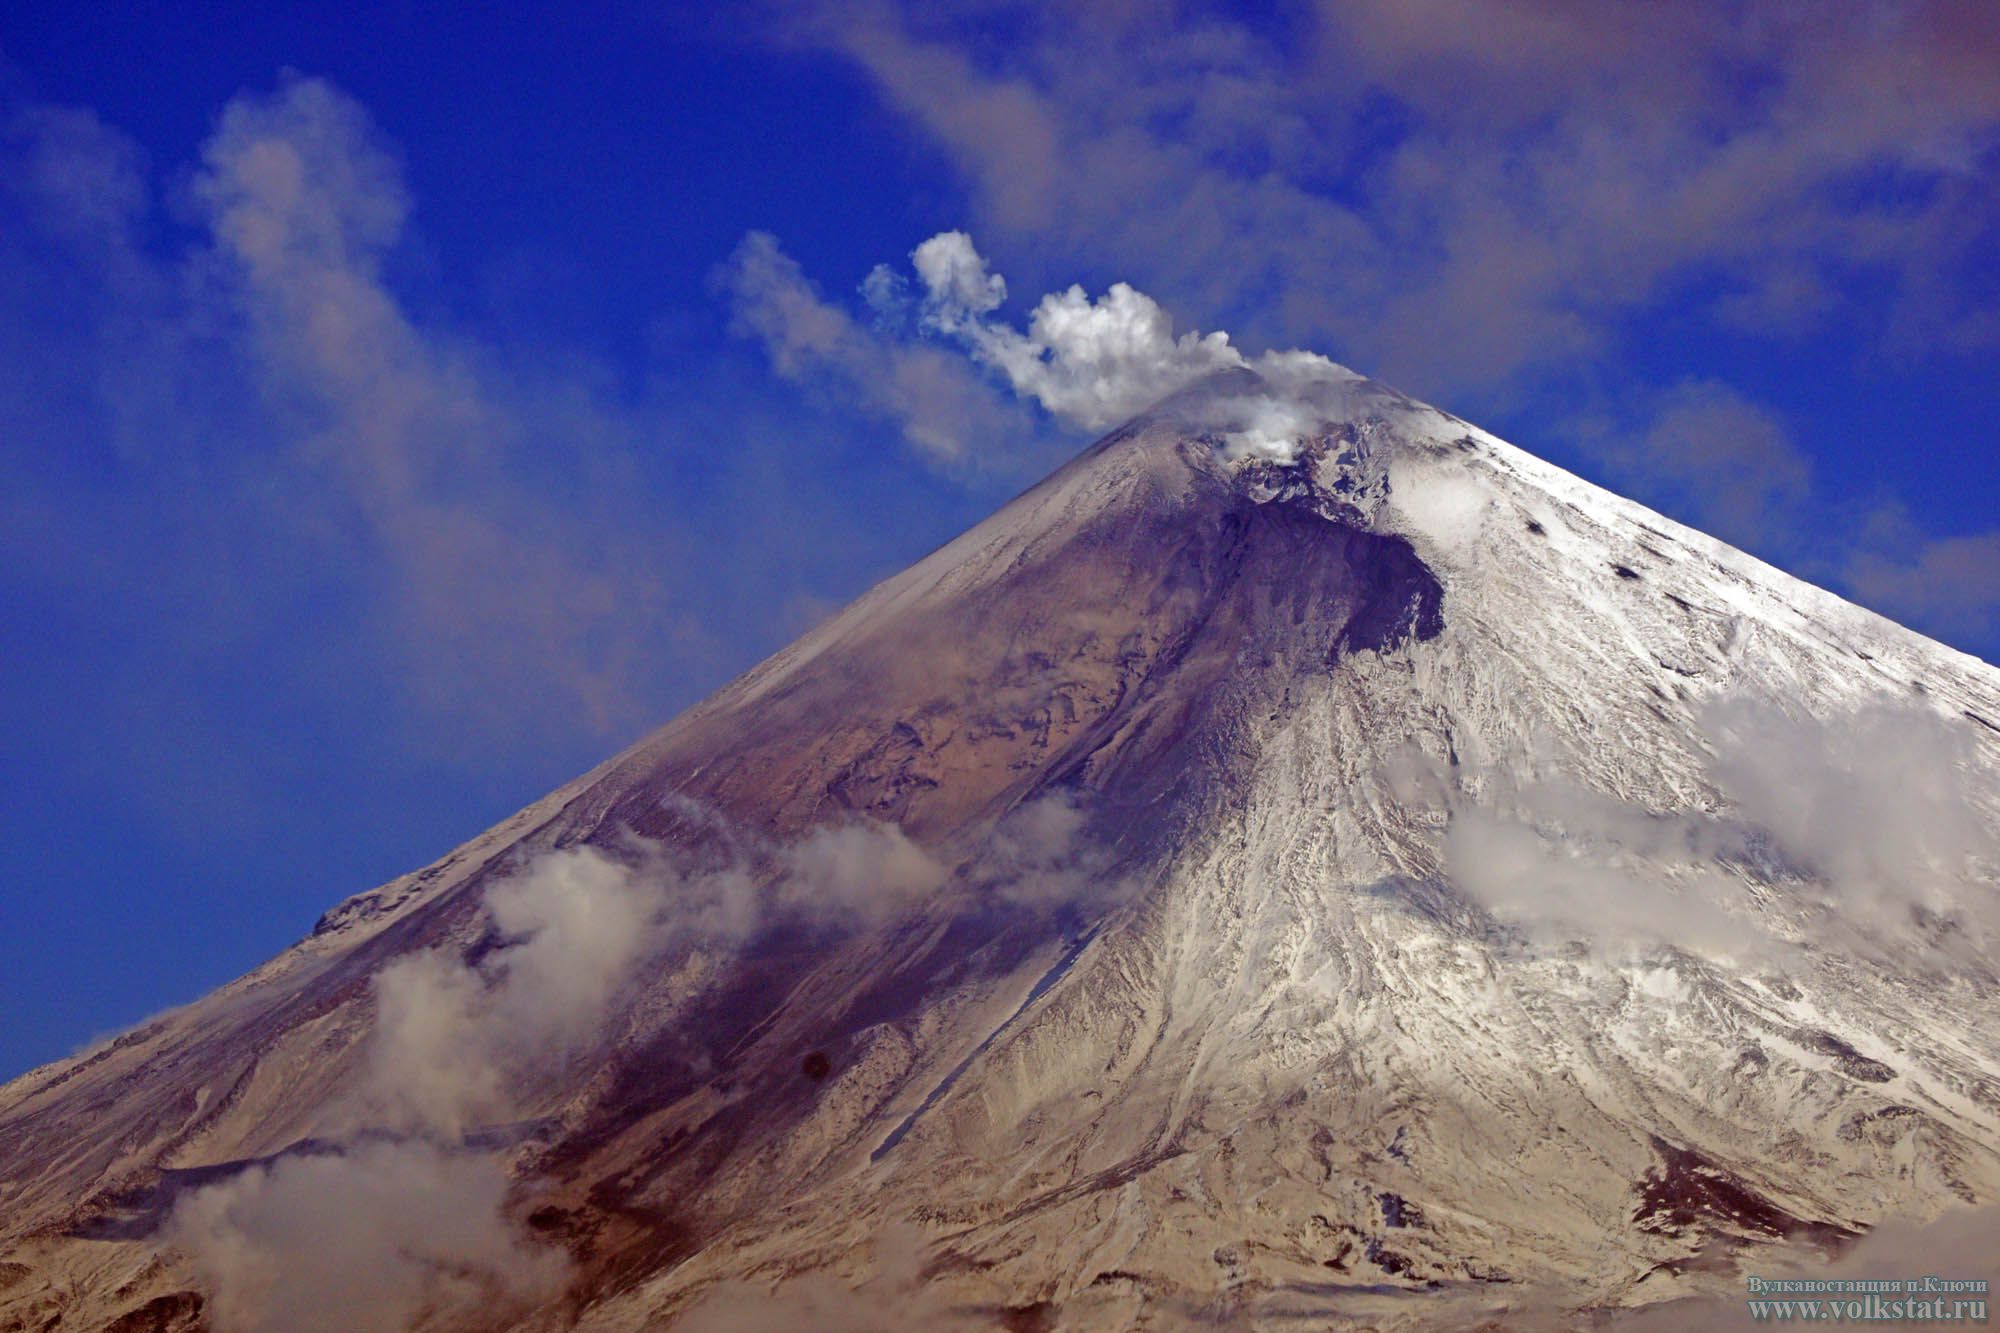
[1401,694,2000,962]
[163,795,1120,1329]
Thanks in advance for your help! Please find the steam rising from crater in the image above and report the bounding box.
[901,231,1360,462]
[730,227,1356,465]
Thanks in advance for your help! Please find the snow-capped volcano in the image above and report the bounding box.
[4,364,1998,1330]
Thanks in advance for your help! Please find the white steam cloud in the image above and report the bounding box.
[728,228,1353,465]
[907,230,1243,431]
[908,231,1005,318]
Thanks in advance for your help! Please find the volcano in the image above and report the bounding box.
[4,364,1997,1330]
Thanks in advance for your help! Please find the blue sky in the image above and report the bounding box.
[2,1,1996,1077]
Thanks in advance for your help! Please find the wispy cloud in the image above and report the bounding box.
[1422,763,1775,964]
[185,77,698,733]
[164,795,1121,1323]
[1607,381,1813,554]
[1849,526,2000,644]
[763,3,2000,650]
[1398,695,2000,961]
[1701,695,2000,940]
[977,790,1139,910]
[730,226,1363,464]
[718,230,1033,469]
[0,76,709,748]
[784,3,2000,392]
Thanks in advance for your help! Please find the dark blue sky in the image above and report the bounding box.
[2,2,1996,1077]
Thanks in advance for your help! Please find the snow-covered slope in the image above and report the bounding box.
[4,365,1997,1331]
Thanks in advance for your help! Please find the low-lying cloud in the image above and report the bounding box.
[1600,1204,2000,1331]
[1700,696,2000,940]
[778,819,948,925]
[163,1137,565,1333]
[362,845,667,1136]
[357,817,957,1140]
[1410,695,1999,961]
[167,817,939,1330]
[1433,766,1771,963]
[168,844,683,1330]
[978,790,1139,910]
[166,796,1123,1327]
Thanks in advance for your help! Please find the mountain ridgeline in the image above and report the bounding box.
[3,364,1998,1331]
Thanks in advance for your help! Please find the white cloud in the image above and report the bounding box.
[351,801,1121,1145]
[1699,696,2000,940]
[154,778,1144,1326]
[366,951,500,1136]
[485,849,665,1050]
[719,230,1027,467]
[165,1138,565,1333]
[778,820,948,925]
[910,232,1245,432]
[168,813,964,1324]
[1435,766,1773,963]
[736,226,1364,466]
[910,230,1004,320]
[1409,696,2000,961]
[979,792,1140,910]
[361,846,665,1135]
